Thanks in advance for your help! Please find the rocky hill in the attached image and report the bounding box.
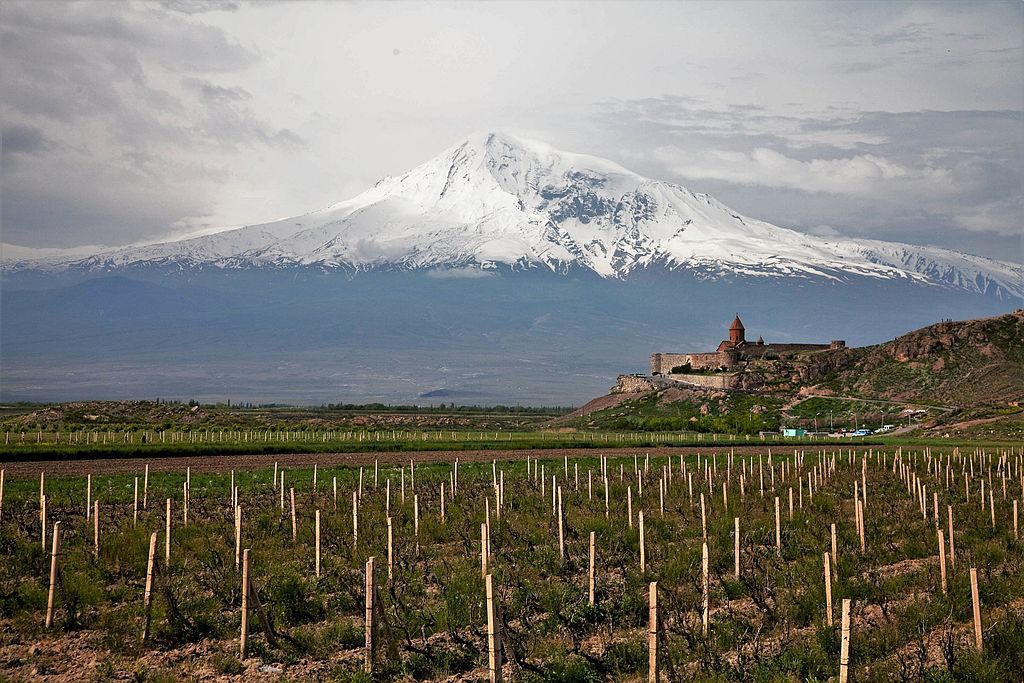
[563,310,1024,434]
[815,309,1024,405]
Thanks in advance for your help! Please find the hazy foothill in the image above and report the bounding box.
[1,1,1023,682]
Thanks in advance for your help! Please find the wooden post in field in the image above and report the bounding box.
[440,482,446,522]
[365,556,376,672]
[588,531,596,606]
[839,598,851,683]
[40,494,47,551]
[290,488,297,541]
[701,541,709,636]
[87,474,92,519]
[947,505,956,570]
[481,523,489,577]
[700,492,707,540]
[857,499,865,553]
[558,487,565,561]
[937,529,947,595]
[387,516,394,580]
[353,490,359,549]
[970,568,982,651]
[1014,499,1018,540]
[93,501,100,559]
[235,505,242,569]
[315,509,321,579]
[639,510,646,573]
[142,532,157,641]
[648,581,658,682]
[734,517,741,579]
[183,482,188,526]
[824,552,833,626]
[133,477,138,527]
[774,496,781,556]
[165,499,172,564]
[45,521,62,628]
[831,523,838,578]
[486,573,502,683]
[240,549,250,658]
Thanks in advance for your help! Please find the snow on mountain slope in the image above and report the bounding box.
[5,131,1023,298]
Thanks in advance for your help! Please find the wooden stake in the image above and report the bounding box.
[639,510,646,573]
[831,523,838,580]
[701,541,709,636]
[133,477,138,527]
[165,498,171,565]
[40,494,46,551]
[648,581,658,682]
[365,556,377,672]
[970,567,982,651]
[486,573,502,683]
[734,517,740,579]
[315,509,321,579]
[290,488,297,542]
[947,505,956,571]
[142,532,157,641]
[839,598,851,683]
[588,531,596,606]
[353,490,359,548]
[857,499,866,553]
[387,516,394,580]
[93,500,99,559]
[700,492,707,540]
[824,552,833,626]
[45,521,61,628]
[240,549,250,658]
[481,523,489,577]
[558,487,565,561]
[143,463,149,509]
[235,505,242,569]
[774,496,781,556]
[937,529,947,595]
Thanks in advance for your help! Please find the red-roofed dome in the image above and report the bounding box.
[728,315,746,344]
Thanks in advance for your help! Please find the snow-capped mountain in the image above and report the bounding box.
[5,131,1023,298]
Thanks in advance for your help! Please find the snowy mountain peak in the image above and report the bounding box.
[4,133,1023,298]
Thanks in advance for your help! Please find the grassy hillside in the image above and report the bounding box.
[566,311,1024,436]
[816,310,1024,405]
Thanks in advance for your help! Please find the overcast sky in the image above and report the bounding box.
[2,0,1022,261]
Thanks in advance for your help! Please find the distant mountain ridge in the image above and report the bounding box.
[4,132,1023,299]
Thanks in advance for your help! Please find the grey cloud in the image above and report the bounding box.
[590,98,1023,260]
[871,22,934,46]
[2,123,49,156]
[161,0,241,14]
[0,1,297,247]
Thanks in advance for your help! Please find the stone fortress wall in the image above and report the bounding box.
[650,316,846,380]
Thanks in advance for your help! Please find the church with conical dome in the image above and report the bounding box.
[650,316,845,376]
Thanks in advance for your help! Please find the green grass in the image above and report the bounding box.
[1,447,1021,680]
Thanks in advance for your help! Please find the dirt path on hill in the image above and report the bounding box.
[2,445,787,478]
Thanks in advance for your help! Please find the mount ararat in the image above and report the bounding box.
[3,133,1021,405]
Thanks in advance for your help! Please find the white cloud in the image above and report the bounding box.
[656,146,954,197]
